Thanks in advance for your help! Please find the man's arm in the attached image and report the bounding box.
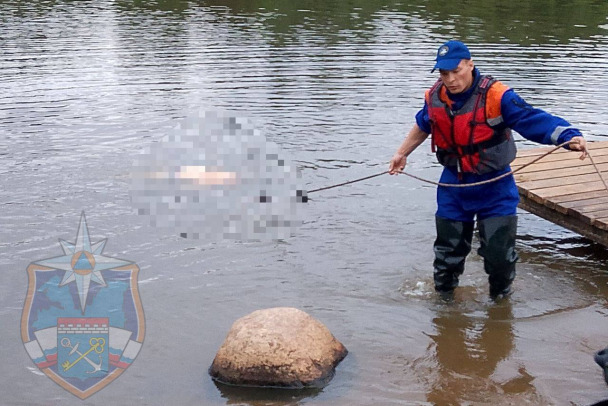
[501,90,587,159]
[388,124,430,174]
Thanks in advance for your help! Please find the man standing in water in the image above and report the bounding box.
[389,40,587,298]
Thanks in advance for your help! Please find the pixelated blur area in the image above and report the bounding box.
[130,110,306,241]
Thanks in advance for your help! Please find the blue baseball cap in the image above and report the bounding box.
[431,40,471,72]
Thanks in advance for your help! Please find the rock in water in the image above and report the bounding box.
[209,307,348,388]
[595,347,608,385]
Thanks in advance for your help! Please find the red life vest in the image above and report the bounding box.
[425,75,516,175]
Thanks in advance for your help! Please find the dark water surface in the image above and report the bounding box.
[2,0,608,405]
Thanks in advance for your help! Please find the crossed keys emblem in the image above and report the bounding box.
[60,337,106,373]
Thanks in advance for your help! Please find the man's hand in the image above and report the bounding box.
[568,136,587,160]
[388,125,429,174]
[389,153,407,175]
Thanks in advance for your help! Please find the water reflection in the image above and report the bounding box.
[426,301,537,405]
[5,0,608,46]
[518,232,608,265]
[115,0,191,14]
[214,382,320,406]
[517,229,608,303]
[114,0,608,45]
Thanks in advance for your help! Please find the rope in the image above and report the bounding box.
[307,140,603,194]
[588,148,608,192]
[308,171,389,193]
[397,141,571,188]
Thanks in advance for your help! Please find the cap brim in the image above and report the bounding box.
[431,58,462,73]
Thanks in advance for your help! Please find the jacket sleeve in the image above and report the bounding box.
[500,89,582,146]
[415,101,432,134]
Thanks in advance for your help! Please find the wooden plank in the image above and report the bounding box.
[565,207,608,227]
[516,142,608,158]
[574,205,608,215]
[518,197,608,245]
[584,209,608,219]
[512,154,608,173]
[521,183,608,212]
[594,218,608,230]
[513,162,608,182]
[513,146,608,163]
[514,172,603,191]
[513,141,608,246]
[559,197,608,217]
[512,152,587,167]
[550,190,608,204]
[515,147,570,158]
[524,180,608,201]
[563,206,608,228]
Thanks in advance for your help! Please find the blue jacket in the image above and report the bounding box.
[416,68,582,151]
[416,68,583,220]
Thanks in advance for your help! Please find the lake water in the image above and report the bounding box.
[2,0,608,404]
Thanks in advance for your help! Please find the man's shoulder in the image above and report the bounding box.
[486,78,510,99]
[485,78,512,113]
[484,78,512,119]
[425,79,443,101]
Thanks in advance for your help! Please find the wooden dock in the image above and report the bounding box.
[512,141,608,246]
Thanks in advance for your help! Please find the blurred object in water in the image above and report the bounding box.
[131,110,306,241]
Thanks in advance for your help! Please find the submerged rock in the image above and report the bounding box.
[209,307,348,388]
[595,347,608,385]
